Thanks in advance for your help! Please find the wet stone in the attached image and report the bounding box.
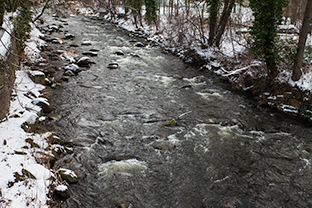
[53,184,70,199]
[64,70,75,77]
[64,64,80,74]
[76,57,93,67]
[134,42,145,47]
[28,71,45,85]
[64,34,75,39]
[32,100,53,114]
[115,50,124,55]
[107,62,119,69]
[58,168,80,183]
[47,113,61,121]
[52,39,61,44]
[69,44,79,47]
[81,41,92,46]
[82,51,98,56]
[173,74,183,80]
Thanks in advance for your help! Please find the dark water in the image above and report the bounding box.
[45,10,312,208]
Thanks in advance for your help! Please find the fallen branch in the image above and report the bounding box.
[33,0,50,23]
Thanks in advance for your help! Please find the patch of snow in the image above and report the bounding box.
[24,23,46,63]
[0,12,15,59]
[0,20,55,207]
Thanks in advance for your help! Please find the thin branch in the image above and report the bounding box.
[33,0,51,23]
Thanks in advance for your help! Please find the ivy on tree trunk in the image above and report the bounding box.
[249,0,289,79]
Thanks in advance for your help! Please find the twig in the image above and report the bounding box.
[33,0,51,23]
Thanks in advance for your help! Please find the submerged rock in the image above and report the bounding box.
[47,113,61,121]
[163,119,178,127]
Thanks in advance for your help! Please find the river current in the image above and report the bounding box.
[44,9,312,208]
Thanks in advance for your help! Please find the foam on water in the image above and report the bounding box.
[196,91,223,101]
[98,159,148,179]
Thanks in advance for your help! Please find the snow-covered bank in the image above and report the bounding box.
[0,23,55,207]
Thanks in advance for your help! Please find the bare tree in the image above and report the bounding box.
[292,0,312,81]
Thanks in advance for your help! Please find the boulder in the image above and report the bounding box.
[115,50,124,55]
[53,184,70,199]
[134,42,145,47]
[32,99,53,114]
[28,71,45,85]
[58,168,80,183]
[76,57,93,67]
[64,64,80,74]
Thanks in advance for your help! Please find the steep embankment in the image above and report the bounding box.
[0,31,19,120]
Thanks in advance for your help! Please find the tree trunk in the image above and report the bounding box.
[208,0,219,46]
[292,0,312,81]
[215,0,235,47]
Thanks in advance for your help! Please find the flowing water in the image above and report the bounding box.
[45,10,312,208]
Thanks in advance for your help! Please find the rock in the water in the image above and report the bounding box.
[58,168,80,183]
[81,41,92,46]
[134,42,145,47]
[47,113,61,121]
[163,119,178,127]
[130,53,140,58]
[32,99,53,114]
[89,49,99,52]
[28,71,45,85]
[182,85,192,90]
[52,39,62,44]
[76,57,93,67]
[64,70,75,77]
[173,74,183,80]
[53,184,70,199]
[64,34,75,39]
[115,50,124,55]
[65,64,80,74]
[107,62,119,69]
[82,51,98,56]
[69,44,79,47]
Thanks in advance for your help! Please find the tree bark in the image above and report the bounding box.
[215,0,235,47]
[208,0,219,46]
[292,0,312,81]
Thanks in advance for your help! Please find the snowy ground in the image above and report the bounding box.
[0,20,54,207]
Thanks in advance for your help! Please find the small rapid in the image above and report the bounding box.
[44,10,312,208]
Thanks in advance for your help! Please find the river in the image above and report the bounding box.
[43,9,312,208]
